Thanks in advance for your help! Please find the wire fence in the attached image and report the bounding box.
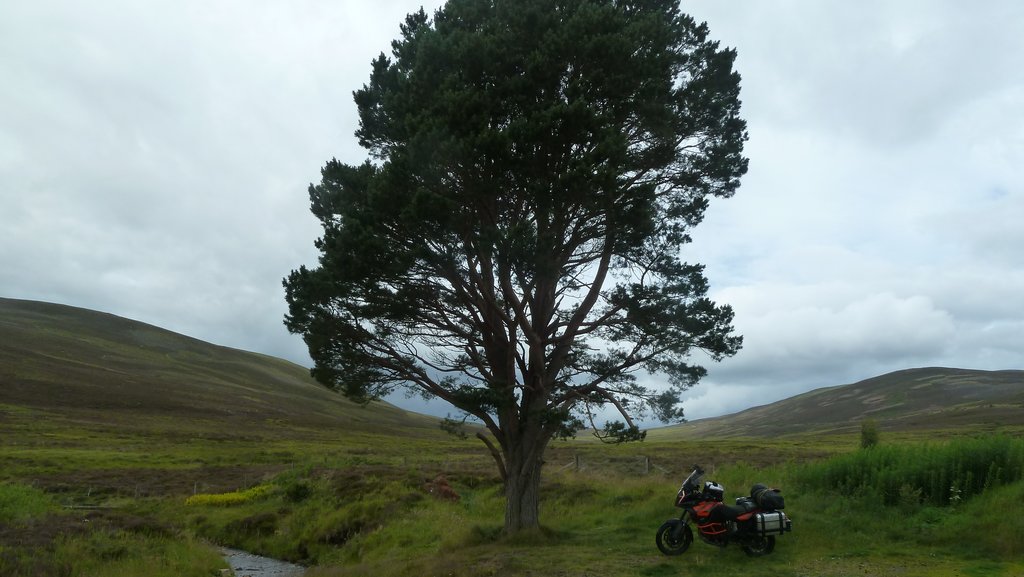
[555,453,674,477]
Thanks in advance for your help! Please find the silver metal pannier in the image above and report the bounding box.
[754,511,791,536]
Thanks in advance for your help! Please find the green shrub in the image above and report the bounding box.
[860,418,880,449]
[283,480,312,503]
[796,435,1024,506]
[0,482,55,523]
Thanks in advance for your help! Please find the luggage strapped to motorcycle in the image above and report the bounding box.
[751,484,785,510]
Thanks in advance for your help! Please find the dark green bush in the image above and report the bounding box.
[860,418,880,449]
[283,481,312,503]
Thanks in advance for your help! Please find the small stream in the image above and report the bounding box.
[220,547,306,577]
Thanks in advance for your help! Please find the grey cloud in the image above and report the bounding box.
[698,0,1024,146]
[2,0,1022,423]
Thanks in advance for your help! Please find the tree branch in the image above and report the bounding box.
[476,431,507,481]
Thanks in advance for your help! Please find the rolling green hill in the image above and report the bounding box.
[0,297,437,433]
[652,367,1024,439]
[4,297,1021,442]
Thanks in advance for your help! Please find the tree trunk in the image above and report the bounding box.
[503,448,543,533]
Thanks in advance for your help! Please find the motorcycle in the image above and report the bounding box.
[655,464,792,557]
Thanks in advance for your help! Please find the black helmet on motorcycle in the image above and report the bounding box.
[703,481,725,502]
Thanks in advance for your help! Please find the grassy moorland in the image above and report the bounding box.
[2,298,1024,576]
[5,414,1024,577]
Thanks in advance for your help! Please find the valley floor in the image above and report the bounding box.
[2,406,1023,577]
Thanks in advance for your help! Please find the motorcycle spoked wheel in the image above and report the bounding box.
[655,520,693,555]
[741,535,776,557]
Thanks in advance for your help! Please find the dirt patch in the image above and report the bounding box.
[424,474,461,502]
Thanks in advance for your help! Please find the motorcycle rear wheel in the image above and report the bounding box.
[741,535,775,557]
[655,520,693,555]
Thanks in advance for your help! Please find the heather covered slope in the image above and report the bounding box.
[4,297,1021,441]
[0,297,437,432]
[654,367,1024,439]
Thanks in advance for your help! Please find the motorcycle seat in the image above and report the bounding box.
[709,503,748,522]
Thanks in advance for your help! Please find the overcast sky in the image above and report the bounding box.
[2,1,1022,422]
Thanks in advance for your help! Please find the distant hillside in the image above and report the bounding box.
[653,367,1024,439]
[0,297,438,432]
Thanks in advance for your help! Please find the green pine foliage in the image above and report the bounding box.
[283,0,749,531]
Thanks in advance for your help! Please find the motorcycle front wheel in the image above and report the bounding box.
[741,535,776,557]
[655,520,693,555]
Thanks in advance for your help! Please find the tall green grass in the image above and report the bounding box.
[936,479,1024,557]
[0,482,226,577]
[795,435,1024,506]
[49,532,226,577]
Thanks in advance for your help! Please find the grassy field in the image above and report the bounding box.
[4,402,1024,577]
[3,299,1024,575]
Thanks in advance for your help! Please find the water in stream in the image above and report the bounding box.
[220,547,306,577]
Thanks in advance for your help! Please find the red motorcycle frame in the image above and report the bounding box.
[656,464,792,557]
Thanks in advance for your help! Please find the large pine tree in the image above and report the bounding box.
[285,0,747,532]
